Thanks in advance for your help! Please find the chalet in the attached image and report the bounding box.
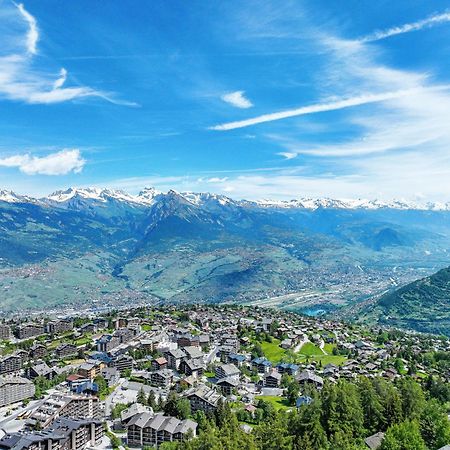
[185,384,222,413]
[150,369,173,388]
[264,371,281,388]
[296,370,324,389]
[252,357,272,374]
[152,357,168,371]
[228,353,247,368]
[276,363,299,376]
[164,348,185,370]
[55,343,77,359]
[27,362,56,380]
[216,363,240,380]
[127,412,197,448]
[29,343,47,360]
[179,359,204,378]
[217,377,239,396]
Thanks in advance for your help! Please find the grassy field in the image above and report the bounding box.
[261,339,286,363]
[323,343,336,354]
[298,342,322,356]
[256,395,291,411]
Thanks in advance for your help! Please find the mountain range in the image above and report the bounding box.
[1,186,450,334]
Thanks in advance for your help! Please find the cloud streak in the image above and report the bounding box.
[0,149,85,175]
[360,11,450,43]
[210,86,449,130]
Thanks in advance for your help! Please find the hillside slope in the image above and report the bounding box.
[357,267,450,336]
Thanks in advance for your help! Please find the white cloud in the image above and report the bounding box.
[221,90,253,108]
[360,11,450,43]
[277,152,297,160]
[0,3,136,106]
[14,2,38,54]
[0,149,85,175]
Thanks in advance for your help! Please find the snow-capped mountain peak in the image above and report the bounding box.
[0,189,37,204]
[2,186,450,211]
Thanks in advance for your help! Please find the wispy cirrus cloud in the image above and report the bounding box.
[0,149,85,175]
[359,11,450,43]
[0,3,136,106]
[14,2,38,54]
[221,90,253,108]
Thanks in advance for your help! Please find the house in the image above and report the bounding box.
[27,362,56,380]
[264,371,281,388]
[252,357,272,374]
[296,396,313,408]
[55,343,77,359]
[127,412,197,448]
[78,360,104,380]
[228,353,247,368]
[183,346,204,361]
[364,432,385,450]
[101,367,120,387]
[29,343,47,360]
[150,369,173,388]
[280,338,293,349]
[296,370,324,389]
[215,363,240,380]
[185,384,222,413]
[179,359,204,378]
[217,377,239,396]
[276,363,299,376]
[120,403,153,425]
[164,348,185,370]
[152,357,168,371]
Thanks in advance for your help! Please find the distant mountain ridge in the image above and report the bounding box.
[1,185,450,336]
[2,186,450,211]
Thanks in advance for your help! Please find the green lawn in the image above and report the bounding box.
[298,342,322,356]
[309,354,347,366]
[256,395,291,411]
[261,339,286,363]
[323,343,336,354]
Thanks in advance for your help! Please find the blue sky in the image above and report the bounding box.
[1,0,450,200]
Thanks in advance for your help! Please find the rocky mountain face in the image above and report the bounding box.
[1,186,450,334]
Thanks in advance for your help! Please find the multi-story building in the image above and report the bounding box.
[16,323,44,340]
[29,343,48,360]
[164,348,185,370]
[0,324,12,341]
[55,343,78,359]
[149,369,173,388]
[0,376,35,407]
[96,334,120,353]
[110,354,133,374]
[215,363,240,380]
[127,412,197,448]
[184,384,222,414]
[45,319,74,335]
[29,392,101,429]
[0,418,104,450]
[0,355,23,375]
